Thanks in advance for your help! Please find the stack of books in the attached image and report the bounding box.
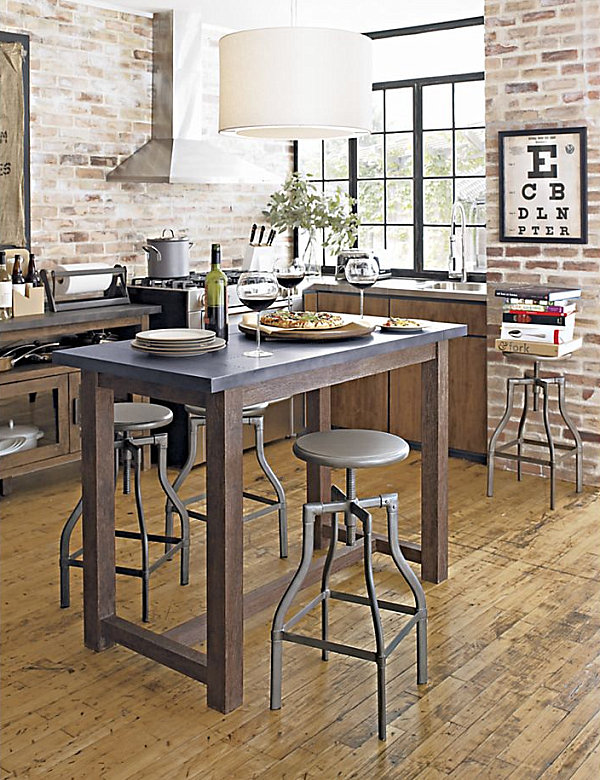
[495,285,582,357]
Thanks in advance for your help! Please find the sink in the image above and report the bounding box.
[424,281,486,293]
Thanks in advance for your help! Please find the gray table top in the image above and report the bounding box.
[53,318,467,394]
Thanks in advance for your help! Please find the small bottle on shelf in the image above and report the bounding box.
[25,253,41,289]
[11,254,26,294]
[0,251,13,319]
[204,243,229,341]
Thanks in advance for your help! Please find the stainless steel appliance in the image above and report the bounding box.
[128,270,243,330]
[128,270,244,464]
[336,249,391,281]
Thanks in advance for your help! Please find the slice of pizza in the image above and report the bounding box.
[260,311,345,330]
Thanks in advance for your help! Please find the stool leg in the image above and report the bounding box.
[156,433,190,587]
[271,503,319,710]
[517,384,529,482]
[384,495,428,686]
[352,504,386,740]
[166,416,199,556]
[59,498,83,608]
[487,378,518,497]
[320,510,339,661]
[541,383,556,510]
[254,417,288,559]
[132,443,150,622]
[557,378,584,493]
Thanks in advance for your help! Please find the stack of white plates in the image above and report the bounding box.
[131,329,225,357]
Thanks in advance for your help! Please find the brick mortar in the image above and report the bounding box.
[485,0,600,486]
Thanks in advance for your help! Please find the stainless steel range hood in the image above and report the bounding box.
[107,11,279,185]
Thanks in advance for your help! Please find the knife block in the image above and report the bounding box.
[242,245,275,272]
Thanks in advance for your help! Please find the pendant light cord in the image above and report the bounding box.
[290,0,298,27]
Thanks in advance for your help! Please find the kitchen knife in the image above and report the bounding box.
[258,225,265,246]
[249,223,257,244]
[267,229,276,246]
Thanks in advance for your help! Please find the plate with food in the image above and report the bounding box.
[380,317,430,334]
[259,310,347,331]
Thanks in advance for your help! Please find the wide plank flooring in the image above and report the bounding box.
[1,440,599,778]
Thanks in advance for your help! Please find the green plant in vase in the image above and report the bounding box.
[265,172,359,275]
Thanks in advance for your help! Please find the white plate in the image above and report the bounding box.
[136,328,215,344]
[131,338,226,357]
[133,340,221,352]
[380,319,430,334]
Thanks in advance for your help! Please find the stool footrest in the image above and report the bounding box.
[329,589,418,616]
[281,631,376,663]
[115,530,182,544]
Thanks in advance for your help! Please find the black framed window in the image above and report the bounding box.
[295,18,485,279]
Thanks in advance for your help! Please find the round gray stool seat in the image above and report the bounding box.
[185,402,269,418]
[113,402,173,432]
[293,429,410,469]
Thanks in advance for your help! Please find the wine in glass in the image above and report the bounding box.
[274,257,305,313]
[237,271,279,358]
[344,254,379,322]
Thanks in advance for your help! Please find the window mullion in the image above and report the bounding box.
[414,83,424,275]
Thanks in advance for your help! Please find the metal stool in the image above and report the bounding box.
[165,402,288,558]
[487,355,583,510]
[270,429,427,741]
[60,403,190,623]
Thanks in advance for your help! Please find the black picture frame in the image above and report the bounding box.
[498,126,587,244]
[0,30,31,252]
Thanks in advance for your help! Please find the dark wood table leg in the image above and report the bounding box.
[205,388,244,713]
[420,341,449,583]
[305,387,332,550]
[81,371,116,650]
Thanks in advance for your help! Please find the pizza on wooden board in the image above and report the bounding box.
[260,310,345,330]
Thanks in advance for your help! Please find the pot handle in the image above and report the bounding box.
[189,242,194,249]
[161,228,175,238]
[143,245,162,262]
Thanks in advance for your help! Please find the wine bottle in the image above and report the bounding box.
[11,254,26,293]
[204,244,228,341]
[0,251,12,320]
[25,253,41,288]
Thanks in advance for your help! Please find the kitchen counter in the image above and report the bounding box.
[0,304,162,347]
[306,276,487,303]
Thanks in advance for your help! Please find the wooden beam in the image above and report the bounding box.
[103,616,207,682]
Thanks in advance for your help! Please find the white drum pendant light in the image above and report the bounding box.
[219,22,372,139]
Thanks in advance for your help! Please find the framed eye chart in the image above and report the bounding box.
[499,127,587,244]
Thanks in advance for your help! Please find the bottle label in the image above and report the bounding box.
[0,281,12,309]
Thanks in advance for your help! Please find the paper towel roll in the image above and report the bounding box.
[55,263,114,295]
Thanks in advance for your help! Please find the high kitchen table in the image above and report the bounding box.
[53,319,466,714]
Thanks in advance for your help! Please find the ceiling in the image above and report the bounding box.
[81,0,484,30]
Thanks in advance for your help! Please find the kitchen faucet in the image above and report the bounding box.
[448,201,468,282]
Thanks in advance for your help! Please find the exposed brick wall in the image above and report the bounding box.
[3,0,292,272]
[485,0,600,486]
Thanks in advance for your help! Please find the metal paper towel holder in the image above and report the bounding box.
[40,265,129,313]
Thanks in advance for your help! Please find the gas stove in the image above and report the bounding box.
[128,270,244,330]
[129,269,243,290]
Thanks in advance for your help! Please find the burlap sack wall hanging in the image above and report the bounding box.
[0,40,27,247]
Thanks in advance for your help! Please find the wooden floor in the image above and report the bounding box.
[1,440,599,779]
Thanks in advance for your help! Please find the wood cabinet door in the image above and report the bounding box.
[388,298,487,454]
[316,291,390,432]
[0,373,70,476]
[448,337,487,454]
